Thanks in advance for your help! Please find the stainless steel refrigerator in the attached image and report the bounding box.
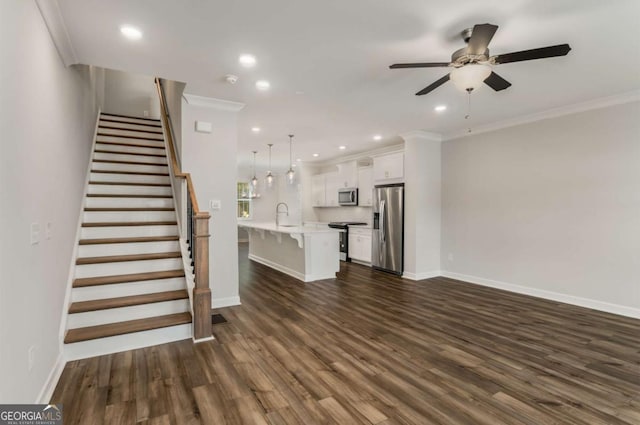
[372,184,404,274]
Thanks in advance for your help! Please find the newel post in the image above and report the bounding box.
[193,212,212,340]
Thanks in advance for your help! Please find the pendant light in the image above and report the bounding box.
[286,135,295,183]
[266,143,274,187]
[250,150,258,188]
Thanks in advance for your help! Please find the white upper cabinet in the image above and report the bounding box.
[311,174,326,207]
[336,161,357,188]
[324,171,339,206]
[373,151,404,184]
[357,167,373,206]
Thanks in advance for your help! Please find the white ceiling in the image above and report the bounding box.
[57,0,640,171]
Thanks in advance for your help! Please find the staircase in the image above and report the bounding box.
[64,112,193,360]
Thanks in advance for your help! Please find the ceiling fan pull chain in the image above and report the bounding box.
[466,88,473,133]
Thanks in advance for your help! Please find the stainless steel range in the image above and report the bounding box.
[328,222,367,261]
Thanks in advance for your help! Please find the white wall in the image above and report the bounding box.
[182,96,243,308]
[0,0,101,402]
[441,101,640,316]
[103,69,159,118]
[161,79,186,158]
[403,133,441,279]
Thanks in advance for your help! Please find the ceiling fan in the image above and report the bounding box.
[390,23,571,96]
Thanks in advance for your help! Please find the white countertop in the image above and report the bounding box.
[238,221,338,235]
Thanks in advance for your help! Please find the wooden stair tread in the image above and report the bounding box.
[100,113,161,122]
[97,133,164,141]
[96,141,165,150]
[88,181,170,187]
[91,170,169,176]
[79,236,179,245]
[69,290,188,314]
[94,149,167,158]
[93,159,167,166]
[76,251,181,265]
[99,118,161,128]
[98,125,163,134]
[86,194,172,198]
[84,207,174,212]
[73,269,185,287]
[64,312,192,343]
[82,221,177,227]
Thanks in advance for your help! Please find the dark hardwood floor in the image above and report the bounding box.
[52,243,640,424]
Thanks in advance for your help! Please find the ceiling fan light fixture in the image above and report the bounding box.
[450,64,492,92]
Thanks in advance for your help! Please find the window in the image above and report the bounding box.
[237,182,252,219]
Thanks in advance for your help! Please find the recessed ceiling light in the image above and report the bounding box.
[120,25,142,40]
[256,80,270,91]
[239,54,256,67]
[434,105,447,112]
[373,135,382,141]
[251,127,260,133]
[292,164,297,168]
[312,153,319,157]
[295,91,305,95]
[339,146,346,150]
[296,158,301,162]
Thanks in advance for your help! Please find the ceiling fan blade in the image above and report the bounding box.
[467,23,499,56]
[484,71,512,91]
[415,74,450,96]
[390,62,450,69]
[494,44,571,64]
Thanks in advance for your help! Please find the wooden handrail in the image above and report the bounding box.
[155,78,212,341]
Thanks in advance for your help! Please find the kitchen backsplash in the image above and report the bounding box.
[313,206,372,226]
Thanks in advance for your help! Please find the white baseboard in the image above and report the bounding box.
[248,254,306,281]
[211,296,241,309]
[441,271,640,319]
[36,353,66,404]
[402,270,442,281]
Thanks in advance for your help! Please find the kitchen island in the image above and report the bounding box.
[238,222,340,282]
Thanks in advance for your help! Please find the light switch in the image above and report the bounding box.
[195,121,213,133]
[30,222,40,245]
[209,200,221,210]
[46,222,52,240]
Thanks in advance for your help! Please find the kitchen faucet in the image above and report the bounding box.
[275,202,289,226]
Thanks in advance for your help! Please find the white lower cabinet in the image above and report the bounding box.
[348,228,372,263]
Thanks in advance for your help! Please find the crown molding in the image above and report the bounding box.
[443,90,640,141]
[400,130,442,142]
[313,143,405,167]
[35,0,77,66]
[183,93,245,111]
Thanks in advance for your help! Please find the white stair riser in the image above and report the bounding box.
[99,120,163,132]
[78,240,180,257]
[97,135,165,148]
[98,128,164,140]
[75,258,183,278]
[72,277,187,301]
[87,184,172,196]
[94,152,167,165]
[96,143,165,156]
[83,211,176,223]
[64,323,192,361]
[67,299,190,328]
[85,197,174,209]
[101,115,161,126]
[89,172,170,184]
[81,224,177,239]
[92,162,168,174]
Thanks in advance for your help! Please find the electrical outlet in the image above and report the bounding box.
[209,200,221,210]
[448,253,454,262]
[143,110,149,117]
[28,346,36,372]
[46,222,52,240]
[30,222,40,245]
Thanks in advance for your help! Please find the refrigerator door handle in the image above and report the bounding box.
[379,200,386,244]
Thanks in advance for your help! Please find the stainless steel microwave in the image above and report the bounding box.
[338,188,358,206]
